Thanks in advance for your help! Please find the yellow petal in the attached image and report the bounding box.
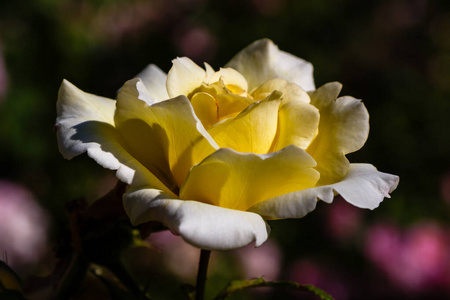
[180,146,319,211]
[207,92,282,154]
[273,100,320,151]
[208,67,249,92]
[166,57,206,98]
[56,80,172,194]
[225,39,315,92]
[215,93,254,120]
[115,79,218,192]
[307,82,369,185]
[204,62,216,81]
[190,92,218,129]
[134,64,169,102]
[252,78,310,103]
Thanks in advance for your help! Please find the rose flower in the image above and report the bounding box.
[56,39,399,250]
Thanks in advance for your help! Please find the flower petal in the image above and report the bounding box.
[208,67,249,92]
[115,79,218,191]
[273,100,320,151]
[135,64,169,102]
[179,146,319,211]
[215,93,254,120]
[249,164,399,219]
[307,82,370,185]
[207,92,282,154]
[123,188,270,250]
[56,80,116,159]
[166,57,206,98]
[56,80,171,192]
[252,78,310,103]
[251,78,320,151]
[225,39,315,92]
[190,92,218,129]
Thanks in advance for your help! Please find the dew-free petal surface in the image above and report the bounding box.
[249,164,399,219]
[123,188,270,250]
[226,39,315,92]
[180,146,319,211]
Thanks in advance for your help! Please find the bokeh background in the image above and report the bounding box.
[1,0,450,299]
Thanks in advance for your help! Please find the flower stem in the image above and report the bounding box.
[195,249,211,300]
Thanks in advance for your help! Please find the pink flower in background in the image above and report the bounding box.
[234,239,281,280]
[0,181,49,268]
[365,221,450,292]
[326,196,363,241]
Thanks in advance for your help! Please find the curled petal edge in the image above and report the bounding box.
[248,163,399,220]
[123,188,270,251]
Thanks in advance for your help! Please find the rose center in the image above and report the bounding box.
[188,80,255,129]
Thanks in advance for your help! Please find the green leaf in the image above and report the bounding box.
[213,278,334,300]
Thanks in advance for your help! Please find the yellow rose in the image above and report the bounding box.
[56,39,399,250]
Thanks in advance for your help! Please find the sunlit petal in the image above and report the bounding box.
[123,188,270,250]
[252,78,310,103]
[226,39,315,92]
[208,67,249,92]
[249,164,399,219]
[180,146,319,211]
[190,92,219,129]
[115,79,218,191]
[166,57,206,98]
[273,100,320,151]
[307,82,370,185]
[135,64,169,102]
[56,80,171,192]
[208,92,282,154]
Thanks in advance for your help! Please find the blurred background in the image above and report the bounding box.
[0,0,449,299]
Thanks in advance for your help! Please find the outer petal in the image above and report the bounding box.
[307,82,370,185]
[225,39,315,92]
[179,146,319,211]
[56,79,116,159]
[207,92,282,154]
[166,57,206,98]
[56,80,172,192]
[249,164,399,219]
[123,188,270,250]
[135,64,169,102]
[115,79,218,190]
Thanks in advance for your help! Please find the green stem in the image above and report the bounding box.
[195,249,211,300]
[55,253,90,300]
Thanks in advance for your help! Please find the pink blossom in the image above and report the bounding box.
[365,221,450,292]
[0,181,49,268]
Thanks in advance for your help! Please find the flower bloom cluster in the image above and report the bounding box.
[56,39,399,250]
